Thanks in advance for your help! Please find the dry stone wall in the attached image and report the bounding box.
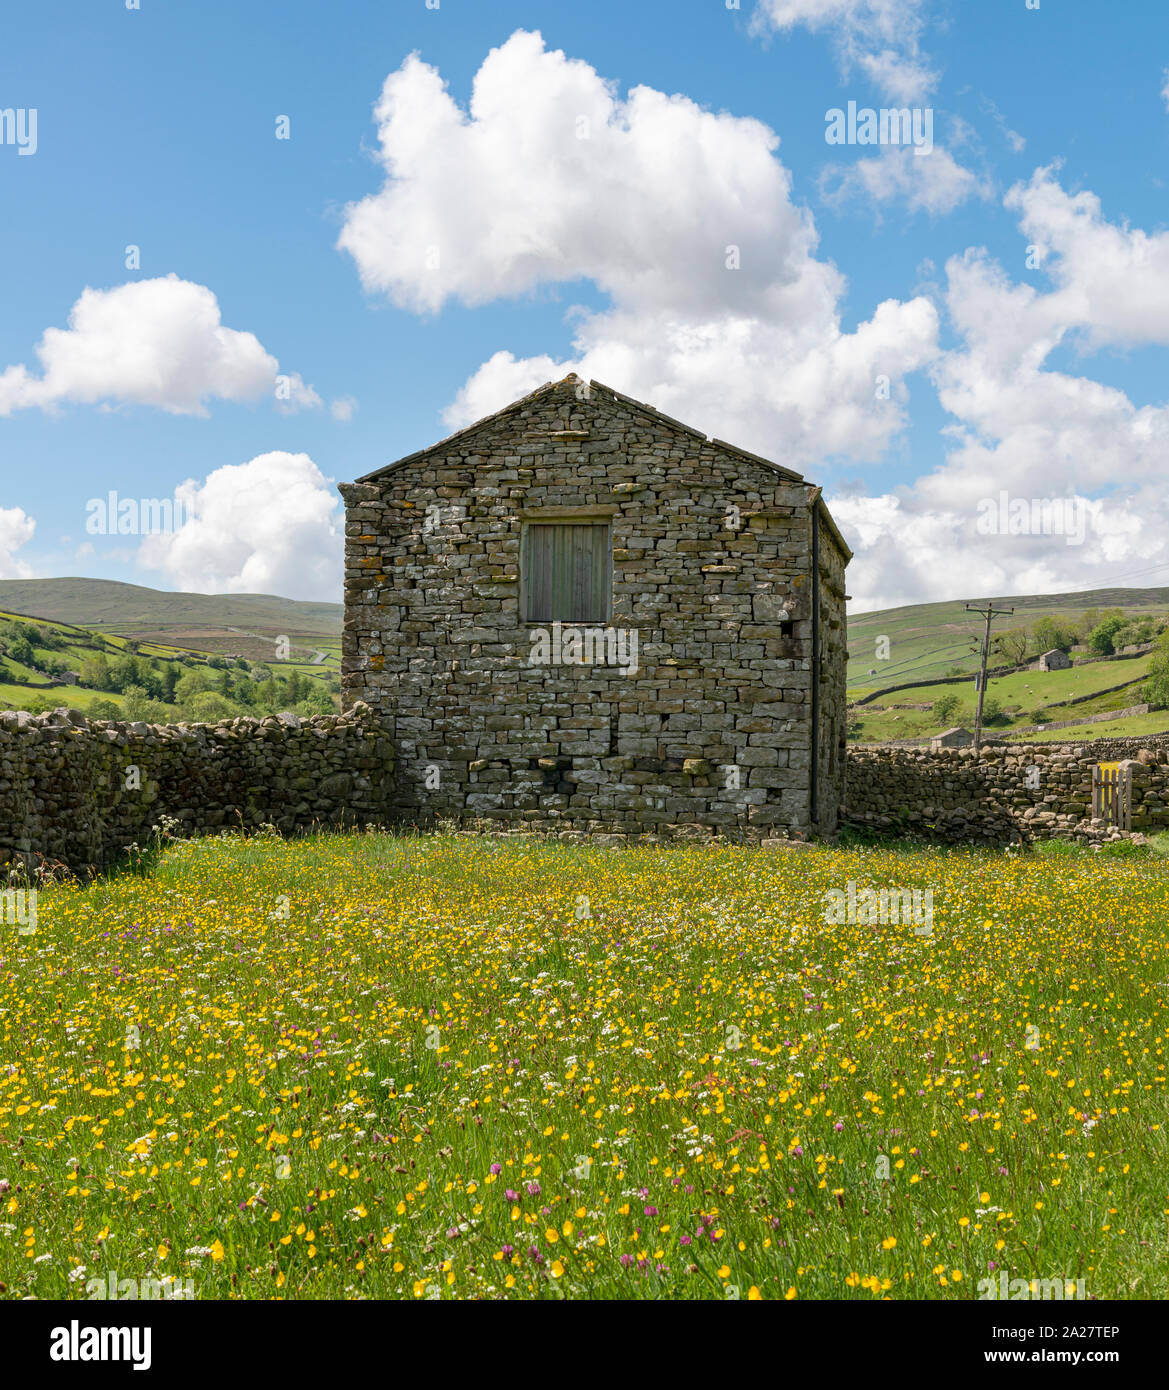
[7,700,1162,870]
[1007,731,1169,761]
[845,741,1169,843]
[1006,704,1150,737]
[0,702,395,877]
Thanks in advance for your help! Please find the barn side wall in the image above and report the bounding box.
[814,515,848,834]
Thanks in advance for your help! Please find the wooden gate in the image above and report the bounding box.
[1092,762,1132,830]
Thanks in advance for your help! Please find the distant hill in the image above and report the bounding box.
[0,595,340,719]
[0,578,342,657]
[848,587,1169,691]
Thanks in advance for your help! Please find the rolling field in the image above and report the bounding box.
[0,580,343,704]
[1022,712,1169,743]
[851,655,1158,744]
[0,606,339,717]
[0,682,121,712]
[0,578,342,639]
[2,832,1167,1301]
[901,658,1150,710]
[848,587,1169,691]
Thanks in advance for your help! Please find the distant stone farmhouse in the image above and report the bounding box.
[1036,648,1071,671]
[338,375,850,838]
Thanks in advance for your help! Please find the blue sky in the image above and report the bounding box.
[2,0,1169,611]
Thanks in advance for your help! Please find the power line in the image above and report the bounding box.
[965,602,1015,755]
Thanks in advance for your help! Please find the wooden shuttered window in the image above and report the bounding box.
[523,521,612,623]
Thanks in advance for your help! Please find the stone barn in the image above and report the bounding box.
[931,726,975,751]
[339,375,850,839]
[1036,648,1071,672]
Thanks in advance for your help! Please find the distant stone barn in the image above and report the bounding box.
[1036,648,1071,672]
[339,375,850,839]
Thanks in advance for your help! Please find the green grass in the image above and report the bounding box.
[1020,712,1169,743]
[0,681,123,711]
[2,831,1167,1300]
[851,655,1157,743]
[848,587,1169,689]
[864,656,1149,712]
[0,604,339,717]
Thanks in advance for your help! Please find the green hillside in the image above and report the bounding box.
[0,606,341,722]
[848,586,1169,691]
[0,577,341,639]
[850,653,1155,744]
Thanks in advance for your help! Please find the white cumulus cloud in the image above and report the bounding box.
[834,170,1169,608]
[136,452,342,599]
[0,275,319,418]
[1004,166,1169,349]
[821,144,990,216]
[0,506,36,578]
[750,0,937,103]
[340,30,939,468]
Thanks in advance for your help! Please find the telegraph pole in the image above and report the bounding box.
[966,602,1014,755]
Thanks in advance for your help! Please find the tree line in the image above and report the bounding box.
[991,608,1164,665]
[0,617,339,721]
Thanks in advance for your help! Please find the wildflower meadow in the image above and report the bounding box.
[2,831,1167,1302]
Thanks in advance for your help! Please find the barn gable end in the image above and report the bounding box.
[339,374,849,838]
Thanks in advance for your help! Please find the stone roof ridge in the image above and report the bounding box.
[352,374,809,487]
